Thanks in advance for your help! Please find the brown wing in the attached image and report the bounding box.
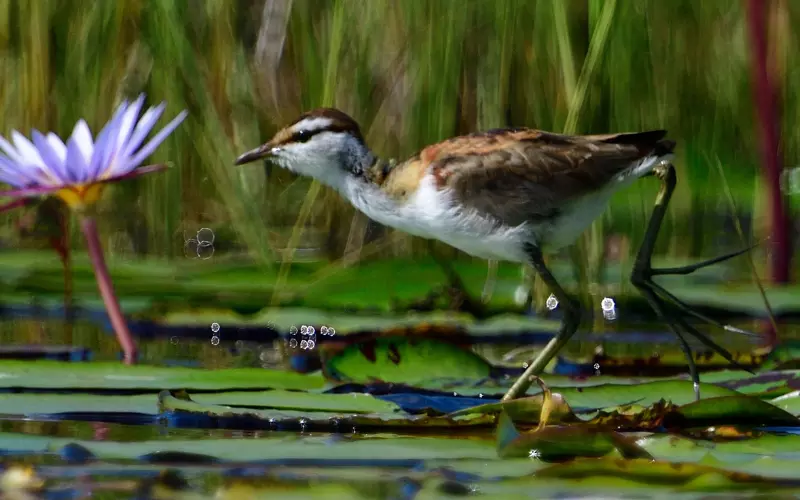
[414,128,674,226]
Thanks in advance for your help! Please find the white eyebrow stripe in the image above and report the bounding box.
[293,117,334,133]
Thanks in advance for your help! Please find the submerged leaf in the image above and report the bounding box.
[495,412,652,461]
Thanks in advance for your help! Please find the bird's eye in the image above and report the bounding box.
[295,130,312,143]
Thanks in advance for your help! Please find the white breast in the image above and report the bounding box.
[345,174,532,262]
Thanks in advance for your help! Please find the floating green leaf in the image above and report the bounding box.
[159,390,494,431]
[320,337,493,383]
[666,395,800,428]
[0,389,402,416]
[0,361,325,391]
[532,457,800,491]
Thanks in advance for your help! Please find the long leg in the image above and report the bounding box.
[501,244,581,401]
[631,162,754,401]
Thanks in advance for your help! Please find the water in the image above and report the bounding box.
[2,272,800,497]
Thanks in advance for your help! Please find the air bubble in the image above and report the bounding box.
[321,326,329,335]
[211,322,220,333]
[196,228,215,245]
[289,325,298,335]
[307,340,316,350]
[289,338,298,349]
[197,242,214,260]
[211,336,220,346]
[300,325,308,335]
[546,294,559,310]
[300,340,308,349]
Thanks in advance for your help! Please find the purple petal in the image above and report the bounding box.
[89,102,128,179]
[12,131,61,186]
[115,94,145,154]
[65,135,90,183]
[11,131,46,168]
[126,110,188,169]
[71,120,94,166]
[0,134,23,164]
[0,133,51,185]
[0,169,21,186]
[32,130,69,182]
[122,103,165,161]
[104,163,168,182]
[47,133,67,163]
[100,100,136,179]
[0,154,35,187]
[87,118,115,179]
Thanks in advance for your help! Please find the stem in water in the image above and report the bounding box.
[79,215,138,364]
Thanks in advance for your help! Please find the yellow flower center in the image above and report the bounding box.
[55,183,106,211]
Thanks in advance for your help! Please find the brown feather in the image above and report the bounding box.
[384,127,675,226]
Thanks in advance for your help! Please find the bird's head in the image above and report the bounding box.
[234,108,373,190]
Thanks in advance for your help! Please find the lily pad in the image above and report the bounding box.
[0,390,402,416]
[320,336,493,383]
[159,390,494,431]
[666,395,800,428]
[0,361,325,392]
[531,457,800,490]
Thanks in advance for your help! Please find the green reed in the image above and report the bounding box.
[1,0,797,307]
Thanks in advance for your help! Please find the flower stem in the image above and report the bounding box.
[79,215,138,364]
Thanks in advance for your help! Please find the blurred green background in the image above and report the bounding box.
[0,0,797,326]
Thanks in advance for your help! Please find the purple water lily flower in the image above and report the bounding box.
[0,94,187,364]
[1,94,187,211]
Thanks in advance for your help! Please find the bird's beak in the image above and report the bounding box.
[234,143,276,166]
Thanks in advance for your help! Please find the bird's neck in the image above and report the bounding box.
[338,153,404,211]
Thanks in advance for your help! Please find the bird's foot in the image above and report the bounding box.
[632,245,760,400]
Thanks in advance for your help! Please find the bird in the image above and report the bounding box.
[235,108,755,401]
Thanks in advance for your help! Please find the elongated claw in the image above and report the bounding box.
[650,240,761,276]
[632,163,757,401]
[646,279,760,337]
